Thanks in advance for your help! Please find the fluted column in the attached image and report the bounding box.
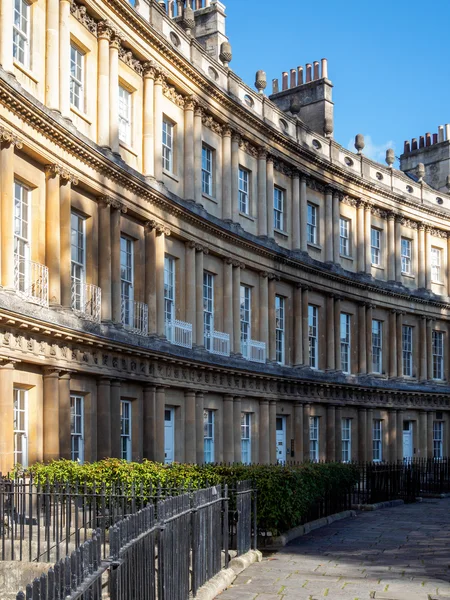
[109,33,121,154]
[268,276,276,361]
[259,399,269,464]
[388,409,397,462]
[300,177,307,252]
[155,229,166,336]
[155,387,165,463]
[325,187,333,262]
[294,285,303,366]
[419,316,427,381]
[232,263,241,354]
[387,212,396,281]
[58,373,71,459]
[334,297,342,371]
[45,0,59,108]
[333,192,341,265]
[195,247,205,346]
[97,378,112,459]
[302,287,310,366]
[0,360,15,473]
[389,310,398,378]
[194,106,203,202]
[184,391,196,463]
[223,395,234,463]
[257,149,267,236]
[259,272,269,350]
[98,198,112,321]
[326,405,336,461]
[223,259,233,349]
[358,408,367,462]
[60,179,72,308]
[294,402,304,463]
[292,171,300,249]
[396,312,403,377]
[222,128,232,220]
[364,204,372,273]
[303,403,311,459]
[269,400,277,464]
[111,205,122,324]
[358,303,367,374]
[43,368,61,462]
[145,224,157,333]
[233,397,242,462]
[425,227,432,289]
[185,242,196,339]
[231,133,240,222]
[426,318,433,380]
[143,386,156,460]
[46,165,62,305]
[1,140,15,288]
[97,23,111,147]
[366,304,373,373]
[196,392,204,464]
[395,217,402,282]
[356,201,365,272]
[326,295,335,370]
[418,224,426,288]
[143,63,156,177]
[110,380,121,458]
[266,156,274,236]
[153,72,164,182]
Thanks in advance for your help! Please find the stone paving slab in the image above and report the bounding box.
[217,498,450,600]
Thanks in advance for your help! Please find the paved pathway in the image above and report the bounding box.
[218,498,450,600]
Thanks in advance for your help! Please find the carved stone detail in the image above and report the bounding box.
[70,1,98,36]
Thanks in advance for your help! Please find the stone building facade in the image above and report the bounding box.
[0,0,449,472]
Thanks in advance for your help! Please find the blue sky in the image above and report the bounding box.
[224,0,450,164]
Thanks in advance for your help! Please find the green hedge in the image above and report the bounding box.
[24,459,359,535]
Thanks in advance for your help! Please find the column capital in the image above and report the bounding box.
[97,195,113,207]
[257,146,269,160]
[231,131,241,144]
[268,273,280,282]
[97,20,117,40]
[185,240,197,249]
[232,260,245,269]
[110,199,127,214]
[195,243,209,255]
[45,163,78,184]
[259,271,269,278]
[0,126,22,149]
[259,398,269,405]
[142,59,161,79]
[0,356,19,368]
[324,185,334,196]
[43,367,62,377]
[269,399,277,406]
[184,94,197,111]
[292,168,300,179]
[145,219,171,236]
[222,126,233,138]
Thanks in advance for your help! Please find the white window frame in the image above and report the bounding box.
[308,305,318,369]
[118,85,132,145]
[162,118,174,172]
[275,295,285,364]
[240,285,251,355]
[71,212,86,311]
[402,325,413,377]
[203,409,215,463]
[13,0,31,68]
[202,145,213,196]
[241,412,251,465]
[14,181,31,293]
[340,313,351,374]
[373,419,382,462]
[432,330,444,380]
[339,217,350,257]
[13,388,28,467]
[120,400,132,461]
[273,187,284,231]
[120,236,134,328]
[401,238,412,275]
[203,271,214,350]
[341,418,351,463]
[70,395,84,463]
[309,416,319,462]
[238,167,249,215]
[371,227,381,266]
[164,255,175,337]
[372,319,383,374]
[431,247,442,283]
[307,203,317,244]
[70,44,85,112]
[433,421,443,459]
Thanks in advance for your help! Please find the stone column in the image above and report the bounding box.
[389,311,397,378]
[269,400,277,464]
[324,187,333,262]
[97,23,111,147]
[45,0,59,108]
[1,141,15,288]
[388,409,397,462]
[0,360,15,473]
[143,63,156,177]
[153,72,164,182]
[419,410,427,458]
[366,304,373,374]
[358,408,367,462]
[300,177,308,252]
[233,397,242,462]
[294,402,304,463]
[259,399,269,464]
[418,224,426,288]
[195,247,205,346]
[326,405,336,461]
[223,395,234,463]
[326,295,335,371]
[155,230,166,336]
[259,272,269,351]
[293,285,303,366]
[396,312,403,377]
[43,368,61,462]
[364,204,372,273]
[145,224,157,334]
[268,276,276,361]
[396,410,404,460]
[155,387,165,463]
[60,179,72,308]
[98,198,112,321]
[395,217,402,282]
[425,227,432,289]
[419,316,427,381]
[194,106,203,202]
[185,242,196,339]
[335,406,342,462]
[302,288,310,366]
[232,263,241,354]
[97,378,112,459]
[387,212,396,281]
[109,33,121,154]
[332,192,341,266]
[266,156,274,237]
[303,403,311,460]
[195,392,204,464]
[427,411,434,458]
[367,408,373,459]
[59,0,71,118]
[292,171,300,249]
[58,373,71,459]
[231,133,240,222]
[257,149,267,236]
[223,259,233,350]
[184,390,196,464]
[110,380,121,458]
[334,297,342,371]
[356,201,365,272]
[222,128,232,220]
[143,386,156,460]
[45,165,62,305]
[111,205,122,324]
[358,303,367,374]
[426,319,433,381]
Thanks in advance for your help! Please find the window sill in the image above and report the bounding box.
[340,254,353,261]
[70,105,92,125]
[274,228,288,238]
[163,169,179,183]
[239,211,255,222]
[401,272,415,279]
[13,60,39,83]
[202,193,218,205]
[307,242,322,251]
[119,140,138,157]
[431,280,444,286]
[371,264,384,271]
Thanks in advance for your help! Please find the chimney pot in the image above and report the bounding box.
[404,140,410,154]
[321,58,328,79]
[272,78,279,94]
[412,138,418,151]
[432,133,438,144]
[282,71,288,91]
[306,63,312,83]
[290,69,297,88]
[313,61,320,80]
[419,136,425,148]
[425,132,431,147]
[445,124,450,141]
[438,126,444,143]
[297,66,304,85]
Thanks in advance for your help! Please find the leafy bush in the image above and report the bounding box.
[25,459,359,535]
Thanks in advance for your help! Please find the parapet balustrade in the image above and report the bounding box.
[165,319,193,348]
[241,338,266,364]
[205,329,230,357]
[121,299,149,335]
[14,258,49,307]
[71,282,102,323]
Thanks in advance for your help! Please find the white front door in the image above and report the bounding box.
[276,416,286,464]
[164,408,175,464]
[403,421,413,460]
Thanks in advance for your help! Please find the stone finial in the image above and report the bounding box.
[354,134,365,154]
[272,78,279,94]
[255,70,267,94]
[219,41,232,67]
[385,148,395,168]
[182,4,195,34]
[416,162,425,182]
[323,117,333,138]
[290,97,300,115]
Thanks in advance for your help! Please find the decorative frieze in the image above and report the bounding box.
[70,1,98,36]
[202,113,223,135]
[119,47,144,75]
[162,80,185,107]
[45,163,78,185]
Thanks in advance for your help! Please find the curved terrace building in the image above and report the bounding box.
[0,0,449,471]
